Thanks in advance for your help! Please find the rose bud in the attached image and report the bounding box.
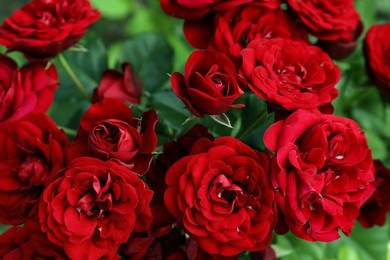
[0,221,67,259]
[164,136,277,256]
[287,0,360,41]
[92,63,142,104]
[39,157,153,260]
[0,113,70,225]
[0,55,59,124]
[264,109,376,241]
[358,160,390,228]
[171,49,246,117]
[0,0,100,61]
[364,23,390,96]
[71,98,158,175]
[241,38,340,111]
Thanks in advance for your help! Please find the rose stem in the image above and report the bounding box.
[57,53,90,100]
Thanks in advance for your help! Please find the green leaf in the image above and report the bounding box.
[117,32,174,93]
[338,244,361,260]
[210,114,233,128]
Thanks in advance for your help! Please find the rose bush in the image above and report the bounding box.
[0,0,100,60]
[264,109,376,241]
[39,157,153,260]
[164,136,277,256]
[0,113,70,225]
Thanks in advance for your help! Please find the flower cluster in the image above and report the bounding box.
[0,0,389,259]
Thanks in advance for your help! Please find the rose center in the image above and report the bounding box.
[18,155,48,186]
[277,63,307,89]
[207,65,230,95]
[93,122,121,144]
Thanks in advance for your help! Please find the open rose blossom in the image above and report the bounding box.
[264,109,376,241]
[358,160,390,228]
[241,38,340,111]
[164,136,277,256]
[92,62,142,104]
[71,98,158,175]
[160,0,281,20]
[39,157,153,260]
[0,221,67,259]
[184,5,308,62]
[0,0,101,61]
[364,23,390,95]
[0,113,70,225]
[0,55,58,124]
[171,50,246,117]
[287,0,361,41]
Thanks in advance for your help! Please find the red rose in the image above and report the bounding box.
[71,98,158,175]
[0,113,70,225]
[358,160,390,228]
[39,157,153,260]
[364,23,390,96]
[316,21,363,60]
[0,0,100,61]
[184,6,308,64]
[264,109,376,241]
[0,221,67,259]
[0,55,58,124]
[287,0,360,41]
[171,50,246,117]
[164,136,277,256]
[92,63,142,105]
[120,125,215,259]
[160,0,281,20]
[241,38,340,111]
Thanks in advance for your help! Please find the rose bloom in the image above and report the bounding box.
[92,63,142,105]
[364,23,390,95]
[184,5,308,63]
[160,0,281,20]
[164,136,277,256]
[241,38,340,111]
[358,160,390,228]
[0,113,70,225]
[171,50,246,117]
[0,54,58,124]
[264,109,376,241]
[0,0,100,61]
[71,98,158,175]
[287,0,361,41]
[39,157,153,260]
[0,221,67,259]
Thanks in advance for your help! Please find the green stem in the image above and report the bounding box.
[58,53,90,100]
[59,126,77,136]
